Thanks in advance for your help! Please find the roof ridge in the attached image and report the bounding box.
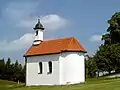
[24,36,86,57]
[73,38,86,52]
[66,37,74,50]
[73,37,80,48]
[43,37,73,42]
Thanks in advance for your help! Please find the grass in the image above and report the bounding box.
[1,77,120,90]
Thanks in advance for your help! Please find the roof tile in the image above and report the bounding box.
[24,37,86,57]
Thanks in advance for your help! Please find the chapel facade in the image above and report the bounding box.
[24,19,87,86]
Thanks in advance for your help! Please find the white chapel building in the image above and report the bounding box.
[24,19,87,86]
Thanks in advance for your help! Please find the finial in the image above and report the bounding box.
[38,16,40,23]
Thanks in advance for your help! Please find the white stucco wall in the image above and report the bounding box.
[59,52,85,85]
[26,52,85,86]
[26,54,60,86]
[34,29,43,41]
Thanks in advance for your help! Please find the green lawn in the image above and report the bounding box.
[1,77,120,90]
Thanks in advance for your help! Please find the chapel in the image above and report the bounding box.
[24,19,87,86]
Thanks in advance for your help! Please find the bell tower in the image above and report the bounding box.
[33,19,44,45]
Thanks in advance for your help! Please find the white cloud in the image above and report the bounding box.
[0,1,69,53]
[0,33,57,52]
[42,15,68,30]
[2,1,38,22]
[1,1,68,31]
[90,35,102,42]
[16,14,68,31]
[0,33,34,52]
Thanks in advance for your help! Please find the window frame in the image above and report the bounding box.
[47,61,52,74]
[36,31,38,36]
[38,62,42,74]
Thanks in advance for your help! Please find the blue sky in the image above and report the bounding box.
[0,0,120,63]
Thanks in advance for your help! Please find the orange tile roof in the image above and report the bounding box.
[24,37,87,57]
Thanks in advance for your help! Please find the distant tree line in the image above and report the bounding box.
[86,12,120,78]
[0,58,25,82]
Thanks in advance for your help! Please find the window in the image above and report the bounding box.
[48,61,52,74]
[38,62,42,74]
[36,31,38,36]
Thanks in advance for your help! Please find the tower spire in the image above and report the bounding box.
[33,18,45,45]
[38,18,40,23]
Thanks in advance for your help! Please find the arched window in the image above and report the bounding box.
[48,61,52,74]
[36,31,38,36]
[39,62,42,74]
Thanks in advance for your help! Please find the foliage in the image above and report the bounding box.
[94,45,116,74]
[0,59,5,79]
[94,12,120,75]
[85,12,120,78]
[93,44,120,75]
[0,58,25,82]
[102,12,120,44]
[85,56,97,78]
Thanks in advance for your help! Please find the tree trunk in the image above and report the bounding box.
[108,70,111,75]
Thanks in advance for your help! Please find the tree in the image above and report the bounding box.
[12,60,19,81]
[12,60,25,82]
[0,59,5,79]
[96,12,120,75]
[0,58,26,82]
[94,45,114,74]
[85,56,97,78]
[19,64,26,82]
[94,44,120,75]
[4,58,13,80]
[102,12,120,44]
[107,44,120,72]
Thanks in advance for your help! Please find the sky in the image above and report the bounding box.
[0,0,120,63]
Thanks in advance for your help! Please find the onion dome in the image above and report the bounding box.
[34,19,44,30]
